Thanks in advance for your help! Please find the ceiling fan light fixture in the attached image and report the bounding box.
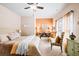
[30,5,36,10]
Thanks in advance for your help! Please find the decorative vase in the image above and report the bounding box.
[69,33,76,40]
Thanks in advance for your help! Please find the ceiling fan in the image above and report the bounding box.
[24,3,44,10]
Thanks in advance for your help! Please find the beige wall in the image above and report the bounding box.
[21,16,34,36]
[54,3,79,40]
[0,5,21,34]
[0,5,34,36]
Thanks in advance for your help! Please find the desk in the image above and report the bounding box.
[40,32,50,39]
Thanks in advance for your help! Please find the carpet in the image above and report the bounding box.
[39,40,67,56]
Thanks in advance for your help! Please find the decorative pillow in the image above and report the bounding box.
[7,35,11,40]
[55,36,61,43]
[7,32,20,40]
[0,34,9,42]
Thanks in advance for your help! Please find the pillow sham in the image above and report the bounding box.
[7,32,20,40]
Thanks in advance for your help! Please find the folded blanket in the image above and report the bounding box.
[16,35,35,55]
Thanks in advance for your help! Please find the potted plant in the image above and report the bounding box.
[69,33,76,40]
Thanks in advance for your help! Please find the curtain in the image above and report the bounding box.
[64,11,74,38]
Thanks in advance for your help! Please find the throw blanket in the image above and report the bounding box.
[10,41,20,54]
[10,35,40,55]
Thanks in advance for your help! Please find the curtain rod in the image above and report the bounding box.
[56,10,74,21]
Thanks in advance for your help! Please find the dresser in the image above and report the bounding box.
[67,39,79,56]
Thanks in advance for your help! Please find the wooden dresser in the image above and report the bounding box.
[67,39,79,56]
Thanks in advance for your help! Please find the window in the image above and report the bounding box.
[56,10,74,38]
[56,17,64,36]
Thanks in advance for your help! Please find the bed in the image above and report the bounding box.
[0,32,41,56]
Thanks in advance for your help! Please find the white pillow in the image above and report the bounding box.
[0,34,9,42]
[7,32,20,40]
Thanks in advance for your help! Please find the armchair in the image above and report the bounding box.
[51,32,64,53]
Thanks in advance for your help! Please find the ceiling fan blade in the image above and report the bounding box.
[27,3,34,5]
[24,7,30,9]
[37,6,44,9]
[27,3,38,5]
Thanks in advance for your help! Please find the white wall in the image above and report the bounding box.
[0,5,21,34]
[21,16,35,36]
[54,3,79,40]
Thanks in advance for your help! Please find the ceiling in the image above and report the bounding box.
[0,3,68,18]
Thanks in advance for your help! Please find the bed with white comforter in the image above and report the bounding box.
[0,35,41,56]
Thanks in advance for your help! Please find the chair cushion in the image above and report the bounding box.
[55,36,61,43]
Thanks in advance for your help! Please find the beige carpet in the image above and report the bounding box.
[39,40,67,56]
